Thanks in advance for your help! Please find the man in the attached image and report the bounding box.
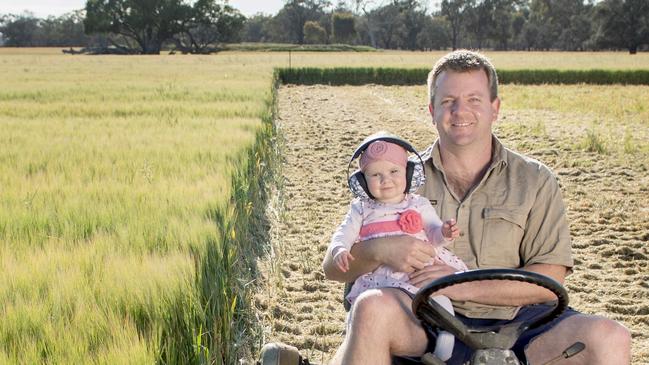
[322,50,631,364]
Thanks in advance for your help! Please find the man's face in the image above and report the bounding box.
[429,70,500,149]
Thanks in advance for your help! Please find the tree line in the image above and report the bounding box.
[1,0,647,54]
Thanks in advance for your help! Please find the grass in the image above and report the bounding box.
[0,51,273,363]
[1,47,648,364]
[223,42,377,52]
[581,127,609,154]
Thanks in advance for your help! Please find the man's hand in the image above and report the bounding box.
[408,258,457,288]
[371,235,436,273]
[323,234,436,282]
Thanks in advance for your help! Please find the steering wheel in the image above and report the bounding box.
[412,269,568,356]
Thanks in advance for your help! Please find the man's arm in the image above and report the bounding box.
[409,262,567,306]
[323,234,437,283]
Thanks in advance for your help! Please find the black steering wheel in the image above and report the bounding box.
[412,269,568,353]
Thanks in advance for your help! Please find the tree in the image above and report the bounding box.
[441,0,473,50]
[371,2,405,49]
[84,0,192,54]
[0,12,40,46]
[464,0,490,49]
[416,16,450,50]
[592,0,649,54]
[241,14,273,42]
[397,0,429,50]
[83,0,243,54]
[349,0,378,48]
[174,0,244,53]
[303,20,327,43]
[332,11,356,43]
[488,0,517,50]
[274,0,330,44]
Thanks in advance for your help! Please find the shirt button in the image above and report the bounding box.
[460,232,465,237]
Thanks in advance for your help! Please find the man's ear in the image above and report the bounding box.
[491,97,501,122]
[428,103,435,124]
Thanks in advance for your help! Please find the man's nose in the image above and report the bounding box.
[451,100,468,114]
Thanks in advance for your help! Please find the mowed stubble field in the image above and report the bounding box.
[0,48,648,363]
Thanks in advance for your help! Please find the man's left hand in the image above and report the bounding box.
[408,259,456,289]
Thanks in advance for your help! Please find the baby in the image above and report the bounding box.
[328,132,468,361]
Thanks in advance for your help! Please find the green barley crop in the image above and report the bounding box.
[0,50,272,363]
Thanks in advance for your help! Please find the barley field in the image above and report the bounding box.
[0,48,647,364]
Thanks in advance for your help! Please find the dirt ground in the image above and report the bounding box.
[254,85,649,364]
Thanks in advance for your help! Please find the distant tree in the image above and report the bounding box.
[84,0,192,54]
[557,12,592,51]
[371,2,405,49]
[332,12,356,43]
[39,11,89,46]
[416,16,450,50]
[525,0,591,50]
[242,14,273,42]
[0,12,40,46]
[275,0,330,44]
[464,0,489,49]
[397,0,429,50]
[349,0,378,47]
[303,20,328,43]
[174,0,244,53]
[441,0,473,50]
[592,0,649,54]
[488,0,518,50]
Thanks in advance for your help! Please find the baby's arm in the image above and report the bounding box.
[418,196,457,246]
[332,248,355,272]
[324,199,363,277]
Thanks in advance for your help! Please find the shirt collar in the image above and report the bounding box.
[429,135,508,173]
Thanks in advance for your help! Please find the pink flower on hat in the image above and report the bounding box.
[398,210,423,234]
[360,140,408,171]
[367,141,388,157]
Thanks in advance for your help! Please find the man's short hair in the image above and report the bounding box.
[427,50,499,104]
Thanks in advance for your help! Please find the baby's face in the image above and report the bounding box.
[363,160,407,204]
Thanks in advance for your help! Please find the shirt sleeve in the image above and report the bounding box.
[329,199,364,254]
[520,168,574,270]
[417,195,447,246]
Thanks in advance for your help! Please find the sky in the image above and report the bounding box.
[0,1,287,18]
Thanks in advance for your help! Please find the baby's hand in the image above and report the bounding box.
[333,248,355,273]
[442,219,460,241]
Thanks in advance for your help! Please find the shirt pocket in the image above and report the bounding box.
[479,207,527,268]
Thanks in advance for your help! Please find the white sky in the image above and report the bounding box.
[0,1,440,18]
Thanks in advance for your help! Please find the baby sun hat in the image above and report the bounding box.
[359,140,409,171]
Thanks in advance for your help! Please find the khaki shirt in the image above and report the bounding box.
[417,136,573,319]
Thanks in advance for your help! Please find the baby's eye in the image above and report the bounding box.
[391,169,399,174]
